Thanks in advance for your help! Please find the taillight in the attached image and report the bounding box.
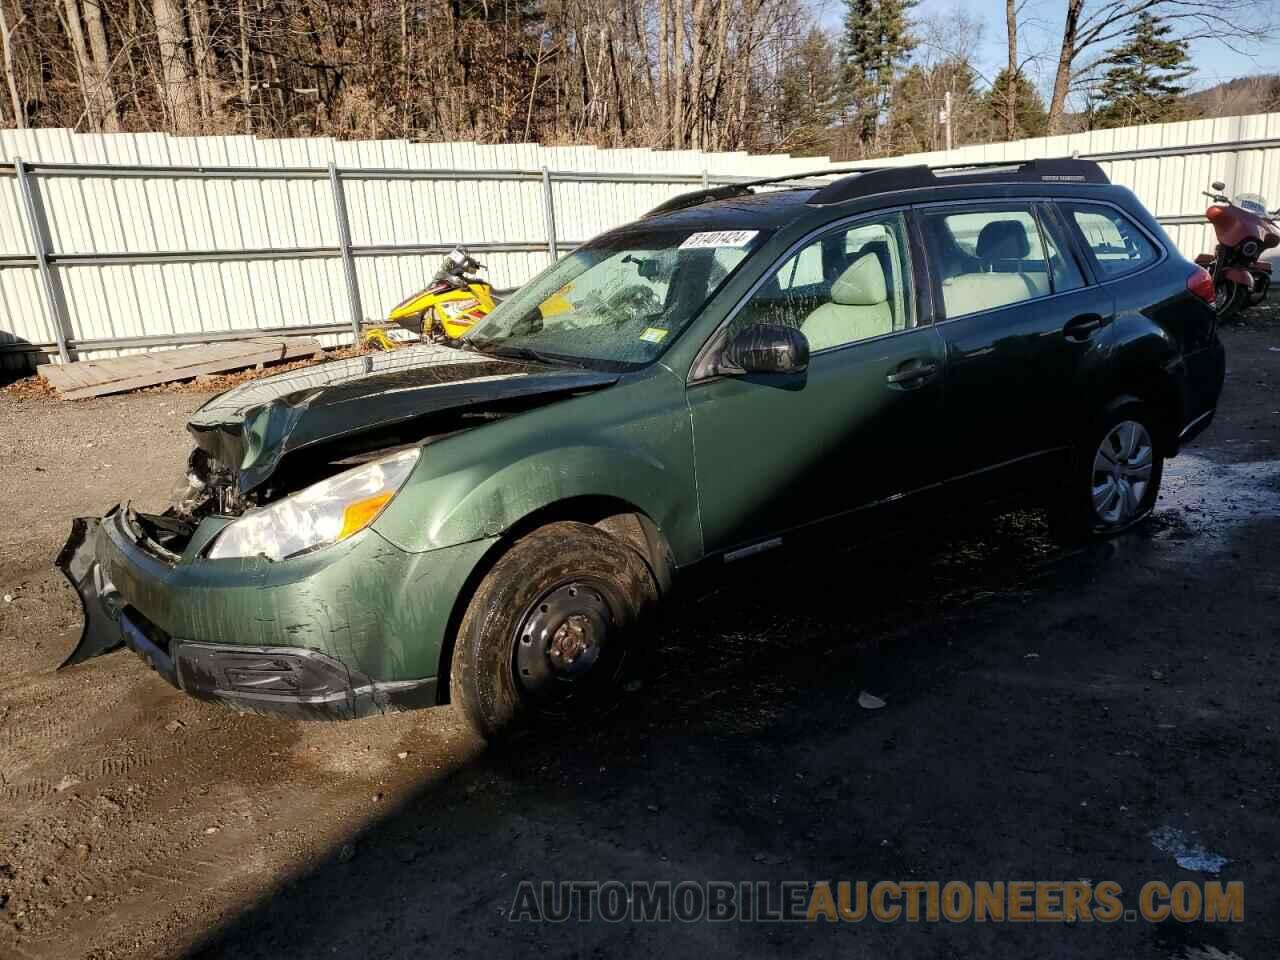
[1187,266,1215,305]
[1206,205,1224,221]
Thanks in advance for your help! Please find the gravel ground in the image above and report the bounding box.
[0,320,1278,959]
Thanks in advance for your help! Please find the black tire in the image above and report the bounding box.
[1248,276,1269,307]
[1049,404,1165,544]
[449,521,658,740]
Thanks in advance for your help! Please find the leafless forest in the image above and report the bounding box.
[0,0,1275,159]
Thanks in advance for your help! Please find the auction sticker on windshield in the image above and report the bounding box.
[679,230,759,250]
[639,327,668,344]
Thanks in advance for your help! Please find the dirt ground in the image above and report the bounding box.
[0,319,1278,959]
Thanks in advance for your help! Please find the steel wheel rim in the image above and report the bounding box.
[515,580,614,698]
[1092,420,1153,526]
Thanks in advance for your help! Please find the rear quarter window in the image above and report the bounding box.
[1063,203,1160,279]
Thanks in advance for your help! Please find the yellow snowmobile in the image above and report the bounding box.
[364,247,499,350]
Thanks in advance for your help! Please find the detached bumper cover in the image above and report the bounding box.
[57,506,476,716]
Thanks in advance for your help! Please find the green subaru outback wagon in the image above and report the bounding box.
[60,159,1225,737]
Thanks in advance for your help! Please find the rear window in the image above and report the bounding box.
[1063,203,1159,279]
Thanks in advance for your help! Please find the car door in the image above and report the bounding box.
[686,211,948,557]
[918,200,1115,494]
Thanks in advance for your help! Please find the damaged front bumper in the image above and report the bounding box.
[56,506,494,720]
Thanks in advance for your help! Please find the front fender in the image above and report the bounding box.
[372,369,700,564]
[379,443,699,565]
[388,288,434,321]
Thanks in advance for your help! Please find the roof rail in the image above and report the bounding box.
[643,157,1109,218]
[643,167,877,217]
[808,157,1109,206]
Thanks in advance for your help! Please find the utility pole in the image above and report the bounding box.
[940,91,953,152]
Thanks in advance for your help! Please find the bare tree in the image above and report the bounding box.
[61,0,119,130]
[0,0,23,128]
[1005,0,1017,140]
[152,0,197,132]
[1046,0,1275,133]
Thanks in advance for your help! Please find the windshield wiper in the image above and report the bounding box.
[480,344,586,369]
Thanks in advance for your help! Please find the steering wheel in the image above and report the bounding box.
[605,285,662,325]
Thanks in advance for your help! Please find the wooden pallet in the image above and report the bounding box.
[38,337,322,400]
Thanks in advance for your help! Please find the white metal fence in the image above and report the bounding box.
[3,112,1280,373]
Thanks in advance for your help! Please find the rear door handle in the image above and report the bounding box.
[886,359,939,387]
[1063,313,1110,341]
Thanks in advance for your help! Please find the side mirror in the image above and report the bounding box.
[719,324,809,376]
[1212,181,1226,192]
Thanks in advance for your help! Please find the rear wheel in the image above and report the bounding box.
[1050,406,1165,542]
[449,521,658,740]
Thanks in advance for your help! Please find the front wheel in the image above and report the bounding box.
[1049,407,1165,543]
[449,521,659,740]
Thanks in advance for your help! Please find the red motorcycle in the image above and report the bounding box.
[1196,181,1280,319]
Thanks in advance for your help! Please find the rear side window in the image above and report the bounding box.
[1063,203,1159,279]
[919,205,1061,319]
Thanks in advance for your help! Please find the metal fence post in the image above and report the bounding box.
[541,167,559,264]
[14,158,72,363]
[328,162,364,343]
[701,169,710,190]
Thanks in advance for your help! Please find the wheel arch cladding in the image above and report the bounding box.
[430,498,674,704]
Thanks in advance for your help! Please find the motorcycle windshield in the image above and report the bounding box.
[1237,193,1268,216]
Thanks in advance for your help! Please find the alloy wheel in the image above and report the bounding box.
[1092,420,1154,526]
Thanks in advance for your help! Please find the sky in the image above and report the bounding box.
[818,0,1280,105]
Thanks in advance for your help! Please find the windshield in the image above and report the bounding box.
[1237,193,1269,216]
[462,227,770,369]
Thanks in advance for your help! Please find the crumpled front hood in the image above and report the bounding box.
[187,343,619,493]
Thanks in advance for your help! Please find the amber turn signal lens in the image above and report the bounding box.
[338,492,394,541]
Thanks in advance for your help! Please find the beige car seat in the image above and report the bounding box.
[940,219,1050,317]
[801,254,895,351]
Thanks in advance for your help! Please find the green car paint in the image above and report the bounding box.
[58,168,1225,719]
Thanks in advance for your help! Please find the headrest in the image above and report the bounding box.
[831,253,888,306]
[976,220,1031,261]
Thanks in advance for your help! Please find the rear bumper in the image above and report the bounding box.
[57,506,494,720]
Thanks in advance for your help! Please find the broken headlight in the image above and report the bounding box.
[206,448,420,561]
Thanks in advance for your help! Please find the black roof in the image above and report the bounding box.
[630,188,819,232]
[642,158,1109,229]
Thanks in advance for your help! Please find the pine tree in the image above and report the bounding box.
[841,0,916,155]
[772,29,843,156]
[888,59,980,153]
[985,69,1048,140]
[1093,12,1193,128]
